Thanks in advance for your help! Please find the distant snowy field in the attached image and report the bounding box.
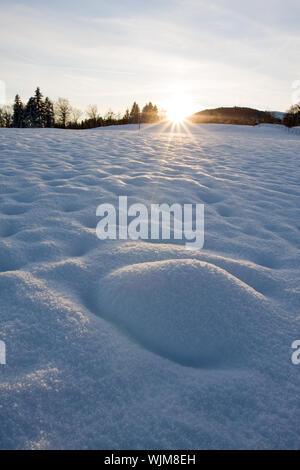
[0,123,299,449]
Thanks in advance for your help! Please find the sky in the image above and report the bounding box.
[0,0,300,115]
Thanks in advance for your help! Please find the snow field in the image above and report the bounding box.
[0,123,299,449]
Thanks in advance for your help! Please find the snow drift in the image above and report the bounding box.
[100,259,269,367]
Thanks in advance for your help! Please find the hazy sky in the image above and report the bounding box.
[0,0,300,114]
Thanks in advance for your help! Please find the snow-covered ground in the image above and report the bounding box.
[0,123,299,449]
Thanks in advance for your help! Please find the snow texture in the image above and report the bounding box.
[0,123,299,449]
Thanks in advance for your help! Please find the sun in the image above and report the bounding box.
[167,107,189,123]
[165,91,194,123]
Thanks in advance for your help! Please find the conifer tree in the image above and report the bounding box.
[123,108,130,124]
[33,87,44,127]
[12,95,24,128]
[25,97,36,128]
[43,97,55,127]
[141,102,159,123]
[129,102,140,124]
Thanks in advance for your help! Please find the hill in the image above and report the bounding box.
[189,106,282,125]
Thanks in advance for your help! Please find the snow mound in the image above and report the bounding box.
[99,259,267,367]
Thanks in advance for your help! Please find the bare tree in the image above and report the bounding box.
[159,108,167,122]
[283,103,300,128]
[55,98,71,128]
[86,104,99,127]
[71,107,82,125]
[0,105,13,127]
[105,108,115,121]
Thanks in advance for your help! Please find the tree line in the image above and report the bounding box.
[1,86,300,129]
[0,87,163,129]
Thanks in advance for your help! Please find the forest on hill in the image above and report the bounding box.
[189,107,282,125]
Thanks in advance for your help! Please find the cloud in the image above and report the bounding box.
[0,1,299,112]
